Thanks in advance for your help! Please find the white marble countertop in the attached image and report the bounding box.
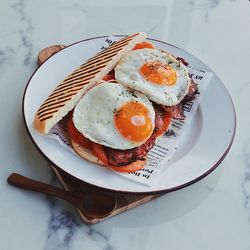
[0,0,249,249]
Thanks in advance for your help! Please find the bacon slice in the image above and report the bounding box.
[182,79,198,102]
[164,104,185,120]
[176,57,189,66]
[164,80,198,120]
[105,136,156,166]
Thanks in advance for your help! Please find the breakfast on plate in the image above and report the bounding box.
[34,32,198,172]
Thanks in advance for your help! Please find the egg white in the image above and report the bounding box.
[115,48,191,106]
[73,81,155,150]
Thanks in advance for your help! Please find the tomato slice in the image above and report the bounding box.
[133,41,155,50]
[154,111,172,138]
[91,143,109,165]
[68,115,92,149]
[111,159,145,173]
[102,73,115,81]
[68,114,109,165]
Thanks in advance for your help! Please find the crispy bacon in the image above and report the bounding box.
[164,80,198,120]
[176,57,189,66]
[182,79,198,102]
[104,136,156,166]
[153,104,167,135]
[164,104,185,120]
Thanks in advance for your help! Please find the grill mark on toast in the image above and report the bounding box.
[53,53,117,90]
[87,41,131,63]
[63,59,110,83]
[80,37,133,67]
[60,48,121,84]
[40,115,53,122]
[75,59,110,75]
[84,52,120,68]
[92,34,138,57]
[40,97,72,110]
[38,86,84,113]
[94,38,132,56]
[41,75,92,102]
[38,103,66,119]
[63,66,105,84]
[40,91,77,109]
[38,101,71,116]
[50,80,90,96]
[42,89,79,105]
[38,83,86,107]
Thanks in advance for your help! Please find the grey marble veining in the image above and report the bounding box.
[86,228,113,250]
[0,50,7,65]
[196,0,236,9]
[43,171,114,250]
[193,0,238,22]
[243,140,250,219]
[45,206,79,250]
[43,172,79,250]
[12,0,33,66]
[0,48,15,76]
[44,206,114,250]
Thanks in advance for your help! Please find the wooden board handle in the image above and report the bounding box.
[38,45,66,66]
[7,173,79,204]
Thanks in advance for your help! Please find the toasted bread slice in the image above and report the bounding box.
[34,32,147,134]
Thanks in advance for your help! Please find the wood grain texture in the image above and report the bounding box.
[51,165,162,224]
[38,45,164,224]
[38,45,66,66]
[7,173,116,218]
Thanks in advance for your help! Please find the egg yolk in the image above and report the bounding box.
[114,102,153,142]
[140,61,177,85]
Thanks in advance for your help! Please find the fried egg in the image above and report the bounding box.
[73,81,155,150]
[115,48,191,106]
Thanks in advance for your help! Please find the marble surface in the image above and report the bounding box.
[0,0,249,249]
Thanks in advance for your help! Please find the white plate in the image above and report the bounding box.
[23,36,236,193]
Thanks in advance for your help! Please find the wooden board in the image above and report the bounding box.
[39,45,164,224]
[51,165,162,224]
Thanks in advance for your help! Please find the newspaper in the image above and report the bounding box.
[49,36,213,186]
